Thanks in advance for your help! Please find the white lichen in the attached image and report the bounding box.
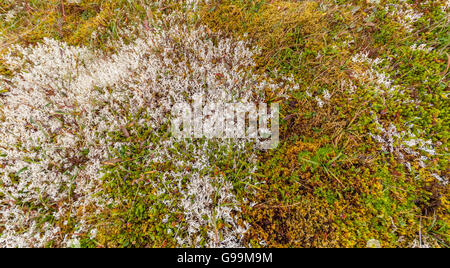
[0,13,289,247]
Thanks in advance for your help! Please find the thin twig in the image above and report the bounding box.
[61,0,66,20]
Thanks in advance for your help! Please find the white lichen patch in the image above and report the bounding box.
[370,118,436,168]
[384,3,424,33]
[0,13,288,247]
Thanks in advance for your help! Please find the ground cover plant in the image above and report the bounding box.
[0,0,448,248]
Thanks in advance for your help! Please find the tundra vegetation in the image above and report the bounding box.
[0,0,448,248]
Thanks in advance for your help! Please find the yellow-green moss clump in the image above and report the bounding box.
[0,0,184,51]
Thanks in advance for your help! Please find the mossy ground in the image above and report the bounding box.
[201,0,449,247]
[1,0,448,247]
